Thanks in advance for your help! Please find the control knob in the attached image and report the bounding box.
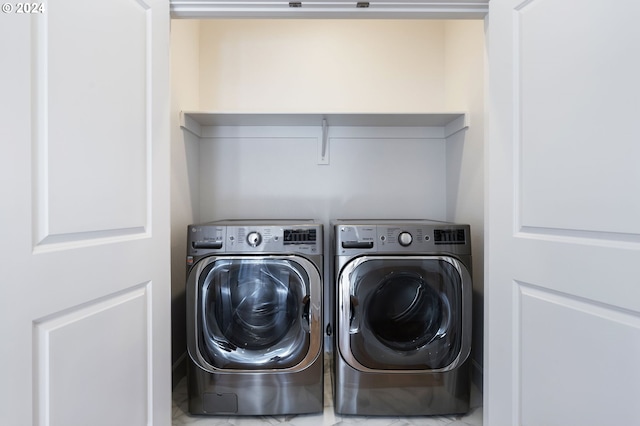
[398,231,413,247]
[246,231,262,247]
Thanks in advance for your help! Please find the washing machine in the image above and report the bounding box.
[185,220,324,415]
[331,220,472,416]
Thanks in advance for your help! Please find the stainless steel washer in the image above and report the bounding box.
[331,220,472,416]
[186,220,323,415]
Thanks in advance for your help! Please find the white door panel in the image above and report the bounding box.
[487,0,640,424]
[515,0,640,235]
[0,1,170,425]
[35,284,150,426]
[518,284,640,425]
[36,0,150,240]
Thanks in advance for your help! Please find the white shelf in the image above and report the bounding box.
[180,111,468,166]
[180,112,468,138]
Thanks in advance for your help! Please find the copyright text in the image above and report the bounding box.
[2,3,45,13]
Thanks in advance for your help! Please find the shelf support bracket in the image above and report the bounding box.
[318,118,329,165]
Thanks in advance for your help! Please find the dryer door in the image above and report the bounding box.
[338,256,471,372]
[187,255,322,372]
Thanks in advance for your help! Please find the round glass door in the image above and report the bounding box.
[197,258,311,369]
[339,256,471,371]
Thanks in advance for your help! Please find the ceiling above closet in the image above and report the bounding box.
[170,0,489,19]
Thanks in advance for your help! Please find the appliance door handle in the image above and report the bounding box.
[302,295,311,333]
[349,295,360,334]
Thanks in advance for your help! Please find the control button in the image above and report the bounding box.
[398,231,413,247]
[246,231,262,247]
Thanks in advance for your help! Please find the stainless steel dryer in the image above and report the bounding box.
[331,220,472,416]
[186,220,323,415]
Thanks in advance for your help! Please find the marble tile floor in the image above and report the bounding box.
[172,358,483,426]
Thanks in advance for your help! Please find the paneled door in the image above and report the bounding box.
[486,0,640,425]
[0,0,171,425]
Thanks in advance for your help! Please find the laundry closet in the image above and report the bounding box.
[4,0,637,423]
[169,17,486,389]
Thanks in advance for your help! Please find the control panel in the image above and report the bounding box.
[336,223,470,255]
[188,223,321,256]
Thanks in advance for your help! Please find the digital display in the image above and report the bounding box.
[434,229,466,244]
[283,229,317,244]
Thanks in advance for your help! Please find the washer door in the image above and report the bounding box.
[338,256,471,372]
[187,256,322,372]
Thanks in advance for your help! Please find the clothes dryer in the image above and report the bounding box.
[331,220,472,416]
[186,220,323,415]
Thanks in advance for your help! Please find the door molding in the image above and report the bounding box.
[170,0,489,19]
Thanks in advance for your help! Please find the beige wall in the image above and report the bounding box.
[169,19,201,386]
[198,19,448,112]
